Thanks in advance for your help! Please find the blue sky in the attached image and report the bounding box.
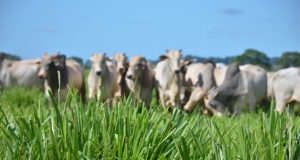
[1,0,299,61]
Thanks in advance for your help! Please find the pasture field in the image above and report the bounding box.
[0,86,300,159]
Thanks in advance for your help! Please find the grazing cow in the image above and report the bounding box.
[126,56,155,109]
[0,53,44,89]
[267,72,275,99]
[272,67,300,113]
[38,53,86,103]
[88,53,118,102]
[183,61,216,113]
[113,53,131,99]
[204,63,267,116]
[154,49,182,110]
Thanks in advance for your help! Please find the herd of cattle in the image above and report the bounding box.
[0,51,299,116]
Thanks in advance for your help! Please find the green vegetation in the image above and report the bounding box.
[234,49,271,70]
[0,87,299,159]
[277,52,300,69]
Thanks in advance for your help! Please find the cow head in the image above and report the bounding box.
[126,56,147,80]
[204,62,242,116]
[180,58,196,74]
[159,49,182,74]
[204,88,227,116]
[114,53,128,75]
[90,53,110,76]
[38,52,66,79]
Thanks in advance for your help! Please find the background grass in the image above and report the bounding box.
[0,86,299,159]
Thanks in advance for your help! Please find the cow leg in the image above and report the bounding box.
[184,87,206,113]
[288,103,295,115]
[275,99,287,113]
[158,89,167,110]
[274,93,290,113]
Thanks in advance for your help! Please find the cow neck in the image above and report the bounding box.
[100,63,109,82]
[48,65,68,92]
[136,67,149,85]
[119,72,130,96]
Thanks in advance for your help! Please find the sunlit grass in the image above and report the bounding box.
[0,87,299,159]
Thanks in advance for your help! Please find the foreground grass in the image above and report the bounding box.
[0,87,300,159]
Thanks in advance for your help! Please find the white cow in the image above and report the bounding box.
[272,67,300,113]
[0,53,44,89]
[155,49,182,111]
[88,53,118,102]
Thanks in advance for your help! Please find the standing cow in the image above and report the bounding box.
[154,49,182,111]
[38,52,86,103]
[204,63,267,116]
[272,67,300,113]
[113,53,131,100]
[0,52,44,89]
[126,56,155,109]
[88,53,118,102]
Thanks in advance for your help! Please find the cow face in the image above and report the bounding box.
[38,52,66,79]
[114,53,128,75]
[126,56,147,80]
[90,53,110,76]
[204,88,227,116]
[160,49,182,74]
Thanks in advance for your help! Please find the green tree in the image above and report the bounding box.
[234,49,271,69]
[277,51,300,68]
[68,56,83,66]
[0,52,21,60]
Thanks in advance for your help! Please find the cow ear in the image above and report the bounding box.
[35,59,42,65]
[165,49,169,53]
[89,56,95,62]
[159,55,168,61]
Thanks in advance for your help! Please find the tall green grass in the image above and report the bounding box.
[0,87,299,159]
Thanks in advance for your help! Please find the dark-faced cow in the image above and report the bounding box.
[38,52,86,103]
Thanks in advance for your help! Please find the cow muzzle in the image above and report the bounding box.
[96,71,102,76]
[38,70,47,79]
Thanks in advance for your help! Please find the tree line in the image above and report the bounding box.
[2,49,300,71]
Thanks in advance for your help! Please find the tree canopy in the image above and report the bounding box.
[234,49,271,70]
[277,51,300,68]
[0,52,21,60]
